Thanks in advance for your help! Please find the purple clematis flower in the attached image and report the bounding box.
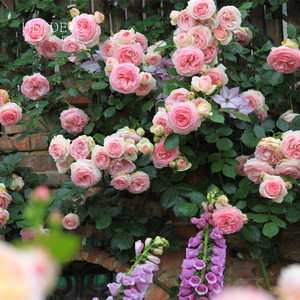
[80,50,102,73]
[213,86,244,109]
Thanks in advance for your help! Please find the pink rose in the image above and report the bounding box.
[0,190,11,210]
[235,155,250,176]
[0,208,9,228]
[254,137,283,166]
[56,156,73,174]
[218,6,241,31]
[280,110,300,124]
[62,35,87,63]
[267,46,300,74]
[36,35,62,59]
[21,73,50,100]
[167,102,201,134]
[177,10,198,32]
[115,126,142,143]
[259,174,288,203]
[20,228,37,242]
[172,46,204,77]
[281,131,300,159]
[100,40,118,60]
[254,109,268,122]
[127,171,150,194]
[9,175,25,191]
[70,160,101,188]
[233,27,253,47]
[152,108,171,134]
[150,137,180,168]
[0,89,9,107]
[202,41,218,64]
[191,75,215,94]
[275,159,300,179]
[70,13,101,47]
[135,32,148,53]
[165,88,189,106]
[49,135,70,163]
[104,57,119,76]
[91,145,111,170]
[104,135,126,158]
[114,44,143,67]
[108,158,136,176]
[135,82,153,96]
[0,103,22,126]
[174,32,194,48]
[23,18,53,46]
[111,174,131,190]
[144,52,162,66]
[62,213,80,230]
[109,63,141,94]
[115,29,136,44]
[241,90,265,111]
[188,25,214,50]
[212,206,244,234]
[244,158,275,184]
[205,65,229,86]
[213,26,232,45]
[70,136,93,160]
[187,0,216,20]
[60,107,89,135]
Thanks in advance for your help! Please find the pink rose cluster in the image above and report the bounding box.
[49,127,151,194]
[170,2,246,76]
[0,89,22,127]
[101,28,157,95]
[21,73,50,101]
[23,9,103,63]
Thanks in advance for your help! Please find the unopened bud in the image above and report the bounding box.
[282,38,298,49]
[70,8,80,18]
[152,248,163,255]
[30,185,51,204]
[145,237,152,247]
[286,182,292,190]
[217,195,229,206]
[187,91,195,100]
[217,82,223,89]
[150,125,164,137]
[153,136,160,143]
[136,127,145,136]
[94,11,105,24]
[242,214,248,224]
[169,160,177,168]
[147,254,161,264]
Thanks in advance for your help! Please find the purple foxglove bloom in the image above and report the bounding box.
[186,248,199,259]
[116,273,124,283]
[188,236,201,248]
[178,286,193,297]
[124,288,140,298]
[194,259,206,270]
[216,275,224,284]
[135,240,144,256]
[202,212,212,221]
[189,275,201,287]
[195,231,203,238]
[209,282,221,294]
[198,298,208,300]
[214,238,226,248]
[205,272,217,284]
[134,281,149,294]
[122,275,135,286]
[207,291,218,300]
[191,217,206,229]
[182,258,198,269]
[211,256,222,266]
[179,294,196,300]
[213,86,244,109]
[93,298,100,300]
[180,279,192,288]
[195,284,208,295]
[209,227,223,240]
[179,268,195,280]
[211,265,223,275]
[107,282,121,296]
[212,246,226,258]
[144,261,159,272]
[106,297,113,300]
[196,243,204,251]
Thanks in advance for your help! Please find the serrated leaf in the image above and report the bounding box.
[251,214,270,223]
[113,231,134,251]
[269,72,284,86]
[209,112,225,123]
[83,122,95,135]
[241,132,259,148]
[241,224,261,242]
[285,207,300,223]
[211,160,225,173]
[262,222,279,238]
[104,107,116,118]
[91,82,109,90]
[276,118,289,131]
[222,164,237,178]
[254,125,266,139]
[216,138,233,151]
[223,183,237,194]
[96,215,112,230]
[93,133,105,145]
[178,203,198,217]
[164,133,180,152]
[252,204,269,212]
[189,191,206,206]
[160,187,179,209]
[142,100,154,112]
[270,215,286,228]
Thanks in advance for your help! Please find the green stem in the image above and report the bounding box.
[39,116,51,132]
[62,98,73,108]
[200,223,210,283]
[153,277,172,294]
[101,176,107,207]
[259,256,272,293]
[217,171,225,188]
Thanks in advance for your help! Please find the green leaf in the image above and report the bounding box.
[253,125,266,139]
[88,205,105,219]
[151,177,169,192]
[176,183,197,197]
[180,145,195,156]
[113,231,134,251]
[104,107,116,118]
[129,222,147,236]
[211,160,225,173]
[216,138,233,151]
[216,127,233,136]
[223,52,237,62]
[91,82,109,90]
[290,115,300,131]
[189,191,206,206]
[69,86,80,97]
[270,204,287,214]
[160,187,179,209]
[223,183,237,194]
[93,133,105,145]
[252,204,268,212]
[269,72,284,86]
[251,214,270,223]
[141,166,157,179]
[164,133,180,152]
[287,23,297,38]
[96,215,112,230]
[262,222,279,238]
[178,203,198,217]
[285,207,300,223]
[241,132,259,148]
[167,67,179,76]
[209,111,225,123]
[83,122,95,135]
[222,164,237,178]
[241,224,261,242]
[53,188,72,201]
[270,215,286,228]
[249,244,261,259]
[142,100,154,112]
[276,118,289,131]
[11,192,24,204]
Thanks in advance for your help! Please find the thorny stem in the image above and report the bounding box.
[153,277,172,294]
[259,256,272,293]
[0,132,17,151]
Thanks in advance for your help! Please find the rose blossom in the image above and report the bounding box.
[91,145,111,170]
[187,0,216,20]
[104,135,126,158]
[167,102,201,134]
[218,6,241,31]
[137,138,154,155]
[235,155,249,176]
[213,26,232,45]
[0,89,9,107]
[114,44,144,66]
[267,46,300,74]
[150,137,180,168]
[60,107,89,135]
[10,174,25,191]
[255,109,268,122]
[94,11,105,24]
[109,63,141,94]
[280,110,300,124]
[152,108,172,134]
[254,137,283,166]
[0,189,11,210]
[20,228,37,242]
[0,103,22,126]
[259,174,288,203]
[191,75,216,95]
[49,135,70,163]
[115,29,136,45]
[203,42,218,64]
[212,206,244,234]
[21,73,50,100]
[233,27,253,47]
[127,171,150,194]
[244,158,275,184]
[135,81,154,96]
[70,136,93,160]
[188,25,214,50]
[170,10,180,25]
[62,213,80,230]
[100,39,118,60]
[144,52,162,66]
[115,126,142,143]
[105,57,119,76]
[70,160,101,188]
[62,35,87,63]
[281,130,300,159]
[174,32,194,48]
[23,18,53,46]
[165,88,189,106]
[177,10,198,32]
[0,208,9,228]
[172,46,204,76]
[69,13,101,47]
[108,158,136,176]
[205,64,229,86]
[275,159,300,179]
[56,156,74,174]
[36,35,63,59]
[241,90,265,111]
[111,174,131,190]
[135,32,148,53]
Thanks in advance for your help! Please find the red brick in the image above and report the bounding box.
[176,224,198,238]
[145,286,169,300]
[161,249,185,267]
[17,151,56,172]
[36,171,70,187]
[30,133,49,149]
[0,135,30,151]
[227,260,260,281]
